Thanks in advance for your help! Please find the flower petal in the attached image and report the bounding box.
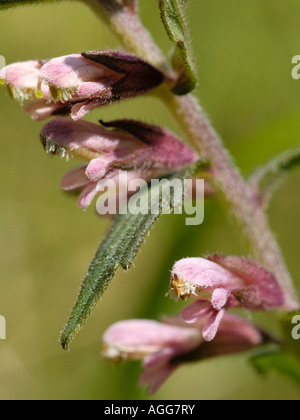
[139,360,179,394]
[171,257,240,298]
[70,99,103,121]
[211,288,229,311]
[100,119,198,170]
[61,166,89,191]
[85,156,116,182]
[25,100,69,121]
[182,301,212,323]
[77,182,98,209]
[208,255,285,309]
[39,54,110,95]
[103,319,201,361]
[0,60,45,102]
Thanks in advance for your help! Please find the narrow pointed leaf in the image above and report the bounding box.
[249,147,300,208]
[60,160,209,350]
[159,0,197,95]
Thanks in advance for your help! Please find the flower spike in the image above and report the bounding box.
[170,256,284,341]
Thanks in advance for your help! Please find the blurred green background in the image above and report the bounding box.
[0,0,300,400]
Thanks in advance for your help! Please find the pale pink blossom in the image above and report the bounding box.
[1,51,165,121]
[38,50,164,120]
[40,118,198,209]
[103,313,269,393]
[0,60,49,103]
[170,255,284,341]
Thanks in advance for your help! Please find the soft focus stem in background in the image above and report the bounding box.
[89,2,299,310]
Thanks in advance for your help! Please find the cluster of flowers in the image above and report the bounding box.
[103,255,284,392]
[0,49,285,393]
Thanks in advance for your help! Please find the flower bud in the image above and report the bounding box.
[38,51,165,120]
[0,60,48,103]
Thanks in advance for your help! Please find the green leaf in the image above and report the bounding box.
[0,0,64,9]
[60,160,209,350]
[249,147,300,208]
[250,348,300,387]
[159,0,197,95]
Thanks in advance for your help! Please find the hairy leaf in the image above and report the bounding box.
[250,349,300,387]
[249,147,300,208]
[60,160,209,350]
[159,0,197,95]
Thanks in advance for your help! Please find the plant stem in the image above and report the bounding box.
[89,2,299,310]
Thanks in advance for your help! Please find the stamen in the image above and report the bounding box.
[43,137,72,161]
[102,344,124,363]
[6,84,37,104]
[48,85,77,103]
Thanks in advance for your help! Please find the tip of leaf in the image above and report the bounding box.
[60,332,70,351]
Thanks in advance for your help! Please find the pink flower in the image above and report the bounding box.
[40,118,198,209]
[24,100,70,122]
[102,313,270,393]
[1,51,165,121]
[38,50,164,120]
[170,255,284,341]
[0,60,49,103]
